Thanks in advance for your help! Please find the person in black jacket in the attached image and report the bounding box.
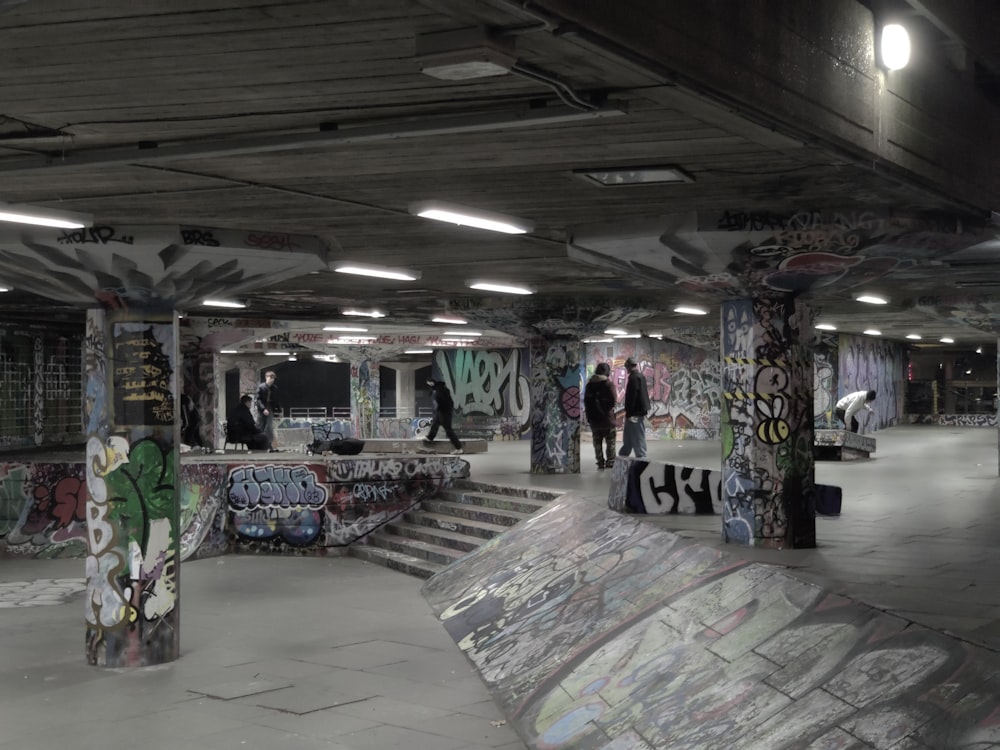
[584,362,617,470]
[423,379,463,454]
[227,395,269,450]
[618,357,650,458]
[255,370,281,452]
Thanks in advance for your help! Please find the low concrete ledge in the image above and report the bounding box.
[814,429,876,460]
[608,456,721,515]
[360,438,488,454]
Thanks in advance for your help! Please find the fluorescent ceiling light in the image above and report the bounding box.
[940,337,955,344]
[0,286,10,293]
[203,299,247,309]
[265,351,290,356]
[219,349,238,354]
[343,309,386,318]
[323,325,368,332]
[405,349,434,354]
[614,334,642,339]
[582,338,613,343]
[444,330,480,336]
[573,165,694,187]
[863,329,882,336]
[410,201,533,234]
[905,334,922,340]
[815,323,837,331]
[334,263,420,281]
[674,305,708,315]
[0,202,92,229]
[880,24,911,71]
[855,295,888,305]
[467,281,533,295]
[604,328,627,335]
[432,316,467,325]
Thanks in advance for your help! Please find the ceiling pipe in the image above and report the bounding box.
[0,104,625,175]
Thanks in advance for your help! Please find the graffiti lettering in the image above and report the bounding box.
[180,229,220,246]
[228,465,328,510]
[58,225,135,245]
[246,232,299,251]
[717,210,787,232]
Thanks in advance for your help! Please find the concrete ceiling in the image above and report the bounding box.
[0,0,998,356]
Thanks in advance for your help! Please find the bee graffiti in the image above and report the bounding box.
[755,395,790,444]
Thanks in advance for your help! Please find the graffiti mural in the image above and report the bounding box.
[813,334,838,429]
[224,455,471,552]
[2,462,89,557]
[434,348,531,440]
[351,359,379,439]
[721,295,815,549]
[529,340,581,474]
[608,458,721,515]
[840,334,905,432]
[583,338,721,441]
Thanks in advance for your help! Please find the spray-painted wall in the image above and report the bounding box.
[529,339,582,474]
[838,333,905,431]
[432,348,532,441]
[4,455,469,560]
[583,338,722,441]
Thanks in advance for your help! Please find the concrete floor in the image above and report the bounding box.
[1,424,998,748]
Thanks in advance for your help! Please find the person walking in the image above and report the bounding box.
[618,357,650,458]
[835,389,876,433]
[423,379,464,454]
[584,361,617,470]
[255,370,282,452]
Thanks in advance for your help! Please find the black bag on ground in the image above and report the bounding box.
[328,437,364,455]
[306,423,364,455]
[815,483,842,516]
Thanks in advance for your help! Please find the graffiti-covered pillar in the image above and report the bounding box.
[84,307,181,666]
[721,295,816,549]
[351,358,380,438]
[529,337,582,474]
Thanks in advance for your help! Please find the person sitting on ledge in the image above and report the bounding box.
[227,395,270,450]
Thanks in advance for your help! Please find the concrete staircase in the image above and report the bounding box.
[351,480,563,578]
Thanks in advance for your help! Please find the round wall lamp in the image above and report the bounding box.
[879,23,910,71]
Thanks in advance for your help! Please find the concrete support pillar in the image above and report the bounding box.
[83,308,181,666]
[385,362,424,419]
[529,337,581,474]
[721,295,816,549]
[351,358,380,438]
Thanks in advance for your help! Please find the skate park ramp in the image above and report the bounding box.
[422,494,1000,749]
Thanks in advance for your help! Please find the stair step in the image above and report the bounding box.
[384,520,484,553]
[367,531,468,566]
[405,510,509,540]
[350,545,444,579]
[450,480,563,503]
[421,498,535,527]
[437,488,554,515]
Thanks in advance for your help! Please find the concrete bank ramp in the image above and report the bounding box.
[421,494,1000,749]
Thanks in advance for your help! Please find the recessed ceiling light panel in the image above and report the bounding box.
[573,165,694,187]
[815,323,837,331]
